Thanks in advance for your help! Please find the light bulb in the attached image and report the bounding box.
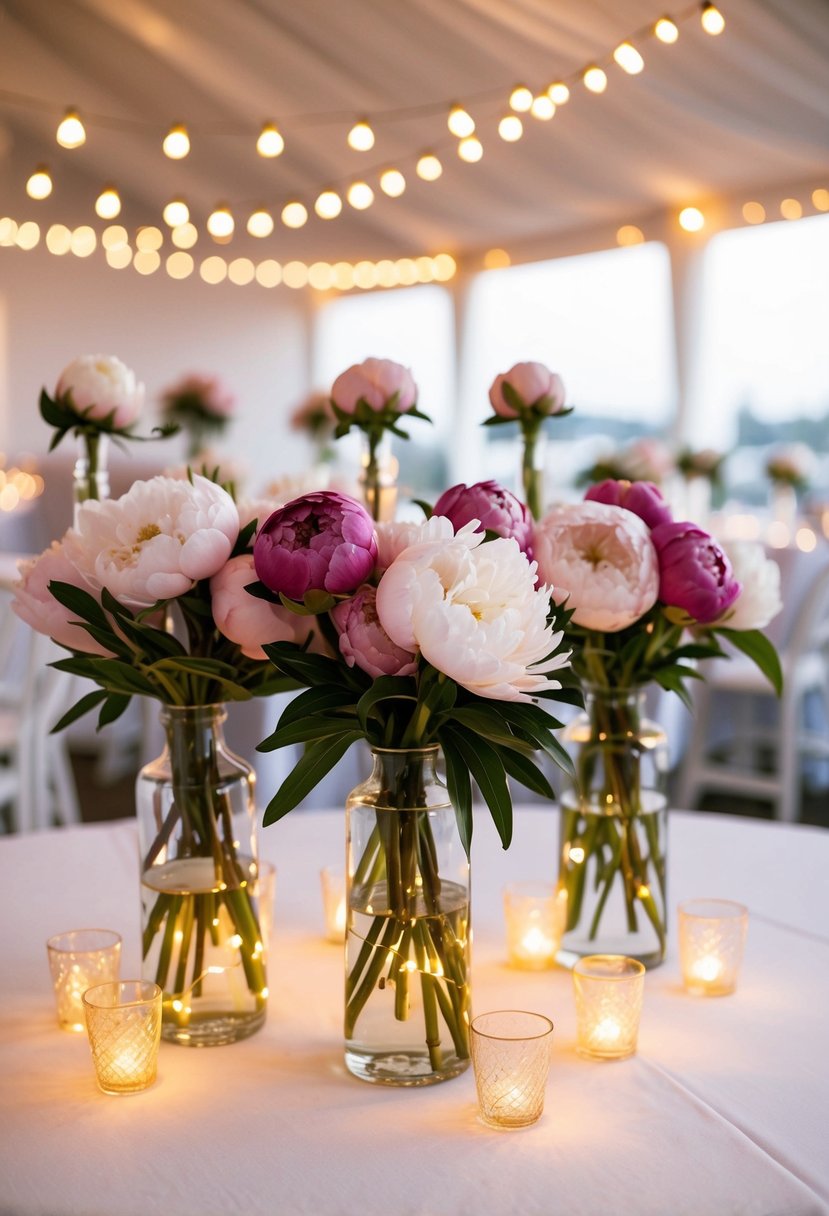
[163,124,190,159]
[163,199,189,227]
[315,190,342,219]
[135,225,163,252]
[379,169,405,197]
[700,3,725,34]
[509,85,533,113]
[447,106,475,137]
[742,201,765,224]
[547,82,570,105]
[458,136,483,163]
[613,42,644,74]
[617,225,644,246]
[530,95,555,120]
[257,122,284,157]
[347,120,375,151]
[347,181,374,209]
[56,109,85,149]
[207,206,234,238]
[26,166,52,200]
[247,208,274,237]
[281,201,308,228]
[172,222,198,249]
[654,17,679,43]
[583,66,608,93]
[95,187,121,219]
[498,115,523,142]
[780,198,802,220]
[679,206,705,232]
[416,153,442,181]
[812,188,829,211]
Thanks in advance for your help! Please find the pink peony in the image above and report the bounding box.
[253,491,378,600]
[210,554,328,660]
[331,584,417,678]
[488,362,566,419]
[651,521,740,624]
[534,501,659,632]
[585,479,673,530]
[12,539,112,655]
[433,480,534,558]
[330,358,417,415]
[56,354,144,429]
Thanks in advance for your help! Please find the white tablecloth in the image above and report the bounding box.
[1,808,827,1216]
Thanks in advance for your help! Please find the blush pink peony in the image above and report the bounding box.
[488,362,566,419]
[211,554,328,660]
[12,539,113,655]
[56,354,144,429]
[330,358,417,415]
[331,584,417,678]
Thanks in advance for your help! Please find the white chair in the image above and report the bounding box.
[677,561,829,822]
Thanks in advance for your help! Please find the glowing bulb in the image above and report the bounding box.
[228,257,255,285]
[166,251,194,279]
[812,188,829,211]
[315,190,342,219]
[347,120,375,151]
[614,42,644,74]
[163,198,189,227]
[26,167,52,200]
[281,201,308,228]
[458,136,483,163]
[679,206,705,231]
[102,224,128,250]
[207,206,234,239]
[172,222,198,248]
[780,197,802,220]
[15,221,40,250]
[347,181,374,209]
[256,260,282,288]
[509,85,533,113]
[547,82,570,104]
[483,247,510,269]
[416,153,442,181]
[308,261,334,290]
[569,846,586,864]
[46,223,71,255]
[530,95,555,120]
[256,122,284,157]
[742,201,765,224]
[701,3,725,34]
[498,114,523,142]
[283,261,309,288]
[136,225,163,252]
[70,226,97,257]
[654,16,679,42]
[379,169,406,197]
[448,106,475,137]
[163,123,190,159]
[617,224,644,246]
[431,252,456,281]
[95,187,121,220]
[56,109,85,149]
[583,66,608,93]
[246,208,274,237]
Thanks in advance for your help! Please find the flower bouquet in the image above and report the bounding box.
[534,478,782,966]
[12,473,306,1044]
[161,372,236,460]
[247,484,577,1083]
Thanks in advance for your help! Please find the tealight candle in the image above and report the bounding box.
[83,980,162,1095]
[678,899,748,996]
[503,882,566,969]
[46,929,122,1032]
[471,1010,554,1130]
[320,866,346,942]
[572,954,645,1060]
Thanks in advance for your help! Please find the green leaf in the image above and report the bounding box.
[717,628,783,696]
[410,498,433,519]
[263,642,361,690]
[356,677,417,735]
[262,732,362,825]
[501,381,526,414]
[98,693,131,729]
[276,685,357,728]
[442,726,513,849]
[258,714,358,751]
[494,702,576,780]
[50,689,108,734]
[47,581,109,629]
[442,707,536,756]
[440,733,473,857]
[499,749,556,801]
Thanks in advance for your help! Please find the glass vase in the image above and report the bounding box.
[521,423,546,521]
[136,704,268,1046]
[557,687,669,970]
[73,432,110,521]
[345,747,471,1085]
[359,431,398,522]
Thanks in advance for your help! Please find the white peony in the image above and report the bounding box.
[56,354,144,429]
[717,541,782,630]
[375,515,456,572]
[66,474,239,608]
[375,530,569,702]
[534,500,659,632]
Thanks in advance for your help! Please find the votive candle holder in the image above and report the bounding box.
[46,929,122,1032]
[83,980,162,1095]
[470,1010,554,1129]
[678,899,748,996]
[320,866,346,943]
[572,954,644,1060]
[503,881,566,969]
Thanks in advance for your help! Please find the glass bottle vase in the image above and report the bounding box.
[359,431,398,522]
[345,747,471,1085]
[73,432,110,522]
[136,704,268,1046]
[556,687,669,970]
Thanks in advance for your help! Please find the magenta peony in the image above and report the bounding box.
[433,480,534,557]
[331,584,417,678]
[651,521,741,624]
[253,491,377,601]
[585,479,673,530]
[488,362,566,419]
[330,358,417,415]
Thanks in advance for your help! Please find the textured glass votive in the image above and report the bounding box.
[572,954,645,1060]
[503,881,566,969]
[470,1010,554,1129]
[46,929,122,1032]
[678,899,748,996]
[320,866,346,943]
[83,980,162,1095]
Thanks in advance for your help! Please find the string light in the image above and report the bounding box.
[172,222,198,248]
[163,199,189,227]
[102,225,128,250]
[106,244,132,269]
[547,82,570,105]
[200,255,227,284]
[617,224,645,245]
[458,136,483,162]
[247,208,274,237]
[700,3,725,34]
[416,153,442,181]
[281,201,308,228]
[256,259,282,287]
[314,190,342,219]
[70,226,97,257]
[45,223,71,255]
[347,181,374,209]
[163,123,190,159]
[447,106,475,137]
[654,16,679,42]
[133,249,160,275]
[742,201,765,224]
[347,120,375,151]
[583,66,608,94]
[498,115,523,142]
[379,169,406,197]
[483,247,510,269]
[26,166,52,200]
[228,257,255,285]
[15,221,40,250]
[56,109,86,149]
[813,188,829,211]
[530,95,555,120]
[780,197,802,220]
[256,122,284,157]
[136,225,163,252]
[509,86,533,113]
[679,206,705,231]
[613,42,645,74]
[206,206,234,238]
[95,187,121,220]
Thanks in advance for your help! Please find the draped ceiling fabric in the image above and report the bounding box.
[0,0,828,265]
